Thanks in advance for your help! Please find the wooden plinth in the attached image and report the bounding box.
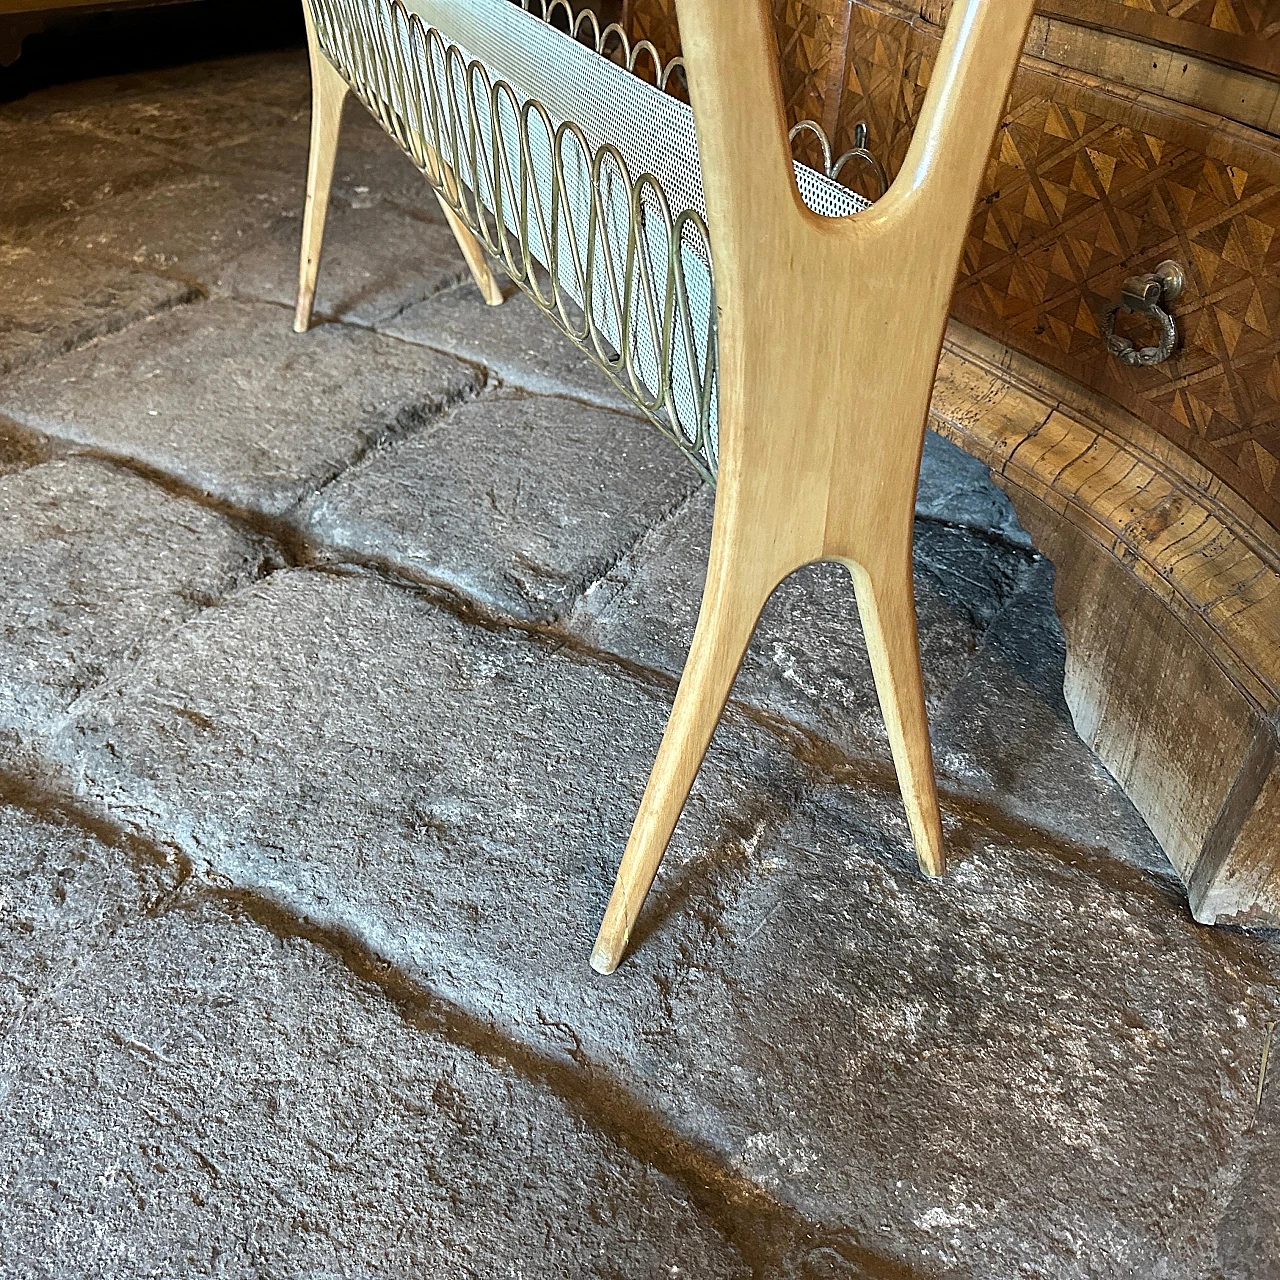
[933,322,1280,926]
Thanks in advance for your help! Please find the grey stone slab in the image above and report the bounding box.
[0,456,268,754]
[0,116,186,243]
[0,50,310,125]
[1217,1044,1280,1279]
[43,567,1280,1278]
[931,558,1171,874]
[917,428,1032,546]
[214,198,471,327]
[297,394,702,622]
[671,781,1279,1279]
[29,89,299,168]
[44,72,448,216]
[53,169,301,281]
[51,568,808,1004]
[0,244,195,378]
[0,890,749,1279]
[0,802,177,1053]
[571,486,1023,761]
[0,421,47,479]
[382,283,640,414]
[0,299,481,517]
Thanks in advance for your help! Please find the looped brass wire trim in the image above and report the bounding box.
[310,0,882,478]
[312,0,720,475]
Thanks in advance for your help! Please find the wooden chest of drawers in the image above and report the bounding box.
[623,0,1280,929]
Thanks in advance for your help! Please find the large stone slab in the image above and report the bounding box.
[44,567,1279,1278]
[930,557,1169,873]
[0,421,47,479]
[0,456,268,752]
[0,244,195,377]
[297,394,701,622]
[0,116,186,243]
[214,197,471,328]
[572,486,1022,760]
[52,169,301,282]
[0,802,177,1052]
[672,781,1279,1278]
[1216,1048,1280,1279]
[51,568,807,999]
[381,284,639,413]
[0,299,481,516]
[0,889,748,1278]
[917,427,1032,546]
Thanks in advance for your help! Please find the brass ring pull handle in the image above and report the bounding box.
[1102,260,1185,367]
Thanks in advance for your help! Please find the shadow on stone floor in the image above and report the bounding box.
[0,47,1277,1280]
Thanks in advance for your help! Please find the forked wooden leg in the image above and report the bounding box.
[294,50,348,334]
[846,557,946,876]
[435,193,506,306]
[591,544,773,974]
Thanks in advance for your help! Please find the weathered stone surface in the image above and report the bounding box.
[0,890,748,1278]
[54,170,301,281]
[43,567,1280,1278]
[51,568,807,988]
[0,456,267,749]
[0,116,185,242]
[0,421,51,479]
[917,428,1031,547]
[382,284,639,413]
[0,802,177,1051]
[677,781,1279,1278]
[297,394,701,622]
[0,244,195,377]
[1217,1046,1280,1279]
[0,299,481,516]
[572,486,1021,758]
[214,197,470,327]
[930,558,1169,873]
[0,50,308,126]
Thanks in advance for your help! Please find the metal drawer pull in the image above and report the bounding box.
[1103,259,1184,367]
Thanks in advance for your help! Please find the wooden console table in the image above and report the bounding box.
[627,0,1280,926]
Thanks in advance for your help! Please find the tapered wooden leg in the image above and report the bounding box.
[847,558,946,877]
[435,193,506,306]
[294,50,348,334]
[590,545,773,974]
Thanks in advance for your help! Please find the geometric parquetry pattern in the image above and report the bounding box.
[1120,0,1280,40]
[960,70,1280,511]
[621,0,1280,525]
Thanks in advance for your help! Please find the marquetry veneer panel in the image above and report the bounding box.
[625,0,1280,529]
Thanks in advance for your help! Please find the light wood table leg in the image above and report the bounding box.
[294,39,348,333]
[591,541,773,974]
[435,193,506,307]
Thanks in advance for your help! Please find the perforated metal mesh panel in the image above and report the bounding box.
[309,0,869,475]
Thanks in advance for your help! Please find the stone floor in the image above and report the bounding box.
[1,47,1278,1280]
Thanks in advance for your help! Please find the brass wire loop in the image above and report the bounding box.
[309,0,882,479]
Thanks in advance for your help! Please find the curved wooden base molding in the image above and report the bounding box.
[932,322,1280,928]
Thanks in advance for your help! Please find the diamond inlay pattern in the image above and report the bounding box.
[623,0,1280,523]
[1118,0,1280,40]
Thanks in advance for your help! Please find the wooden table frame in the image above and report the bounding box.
[293,0,1036,972]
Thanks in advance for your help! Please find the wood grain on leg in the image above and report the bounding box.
[590,541,775,974]
[295,13,348,335]
[591,0,1033,970]
[435,193,506,306]
[847,557,945,876]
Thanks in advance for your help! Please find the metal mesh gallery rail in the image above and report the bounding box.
[308,0,871,477]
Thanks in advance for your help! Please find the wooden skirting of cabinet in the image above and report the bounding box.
[1038,0,1280,82]
[934,322,1280,927]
